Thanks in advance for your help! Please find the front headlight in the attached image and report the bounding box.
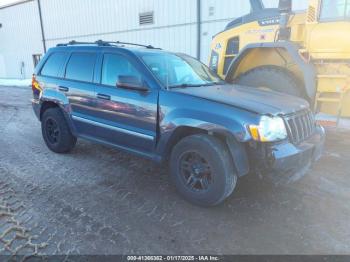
[248,116,287,142]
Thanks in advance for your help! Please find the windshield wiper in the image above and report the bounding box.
[168,83,218,89]
[213,81,225,85]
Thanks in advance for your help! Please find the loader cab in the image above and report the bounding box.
[210,1,282,76]
[209,0,350,118]
[305,0,350,59]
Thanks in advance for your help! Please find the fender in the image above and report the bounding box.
[40,88,70,107]
[159,108,254,143]
[225,42,317,102]
[38,89,77,135]
[156,108,254,176]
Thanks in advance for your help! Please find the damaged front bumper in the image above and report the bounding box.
[251,125,325,184]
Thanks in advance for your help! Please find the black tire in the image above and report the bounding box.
[41,107,77,153]
[170,134,237,207]
[236,66,303,97]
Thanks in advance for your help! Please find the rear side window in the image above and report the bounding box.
[65,53,96,82]
[101,53,141,86]
[40,52,68,77]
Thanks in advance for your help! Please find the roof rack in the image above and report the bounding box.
[56,40,160,49]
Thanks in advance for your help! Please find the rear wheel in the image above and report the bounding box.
[236,66,303,97]
[41,108,77,153]
[170,134,237,207]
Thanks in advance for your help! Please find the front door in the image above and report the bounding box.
[91,52,158,153]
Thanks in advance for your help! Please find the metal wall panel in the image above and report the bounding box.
[41,0,197,49]
[263,0,308,10]
[0,0,310,79]
[0,55,6,77]
[0,0,43,78]
[292,0,309,11]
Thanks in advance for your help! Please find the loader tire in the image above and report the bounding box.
[236,66,303,97]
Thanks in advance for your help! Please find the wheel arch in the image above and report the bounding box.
[40,101,60,121]
[224,42,317,102]
[39,93,76,135]
[161,125,250,177]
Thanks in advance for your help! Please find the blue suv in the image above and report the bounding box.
[31,40,325,206]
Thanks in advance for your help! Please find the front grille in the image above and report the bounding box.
[283,110,316,145]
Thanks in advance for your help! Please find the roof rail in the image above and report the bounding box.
[107,40,158,49]
[56,40,111,47]
[56,40,160,49]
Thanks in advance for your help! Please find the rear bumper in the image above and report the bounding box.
[252,125,325,184]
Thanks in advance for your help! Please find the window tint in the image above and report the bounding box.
[65,53,96,82]
[101,54,141,86]
[320,0,349,20]
[40,52,68,77]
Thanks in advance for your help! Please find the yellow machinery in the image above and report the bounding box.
[209,0,350,123]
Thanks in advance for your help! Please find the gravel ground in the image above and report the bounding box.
[0,85,350,257]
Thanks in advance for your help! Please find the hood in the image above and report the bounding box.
[172,84,310,116]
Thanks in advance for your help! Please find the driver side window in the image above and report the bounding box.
[101,54,141,87]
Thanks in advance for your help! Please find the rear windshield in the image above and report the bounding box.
[40,52,68,77]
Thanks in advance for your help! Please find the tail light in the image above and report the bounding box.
[32,74,42,97]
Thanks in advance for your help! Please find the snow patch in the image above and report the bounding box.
[0,78,31,87]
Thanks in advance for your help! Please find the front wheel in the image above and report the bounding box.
[170,134,237,207]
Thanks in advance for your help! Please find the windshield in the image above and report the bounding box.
[141,52,224,88]
[320,0,350,20]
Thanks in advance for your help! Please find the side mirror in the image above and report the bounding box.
[116,75,148,91]
[278,0,292,13]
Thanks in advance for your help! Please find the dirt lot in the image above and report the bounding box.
[0,85,349,257]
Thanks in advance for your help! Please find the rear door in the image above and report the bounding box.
[90,52,158,153]
[59,51,98,137]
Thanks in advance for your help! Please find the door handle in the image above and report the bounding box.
[97,93,111,100]
[59,86,69,92]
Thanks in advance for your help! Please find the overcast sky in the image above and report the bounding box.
[0,0,22,7]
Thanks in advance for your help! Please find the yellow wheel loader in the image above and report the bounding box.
[210,0,350,125]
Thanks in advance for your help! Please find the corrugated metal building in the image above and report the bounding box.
[0,0,308,79]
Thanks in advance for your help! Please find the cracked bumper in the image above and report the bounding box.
[254,125,325,184]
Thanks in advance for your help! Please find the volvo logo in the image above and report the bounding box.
[258,17,280,26]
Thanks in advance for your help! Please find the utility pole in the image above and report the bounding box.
[37,0,47,53]
[196,0,201,60]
